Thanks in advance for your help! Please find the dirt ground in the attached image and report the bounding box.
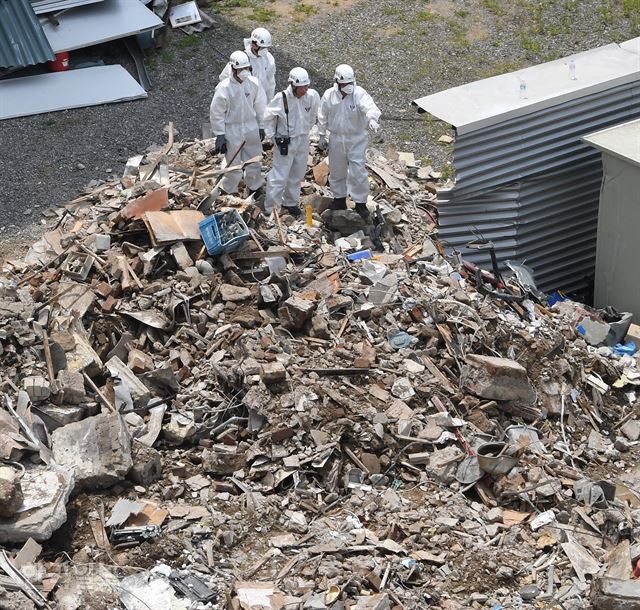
[1,0,638,255]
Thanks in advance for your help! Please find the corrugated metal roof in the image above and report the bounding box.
[414,37,640,294]
[582,118,640,168]
[0,0,55,69]
[412,38,640,136]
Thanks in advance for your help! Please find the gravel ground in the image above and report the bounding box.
[0,0,637,248]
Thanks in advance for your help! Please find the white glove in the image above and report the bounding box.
[368,119,379,133]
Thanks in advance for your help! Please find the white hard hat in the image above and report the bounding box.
[229,50,251,70]
[334,64,355,84]
[288,67,310,87]
[251,27,272,47]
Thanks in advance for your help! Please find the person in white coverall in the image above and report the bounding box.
[263,67,320,217]
[210,50,267,195]
[317,64,381,221]
[219,27,276,101]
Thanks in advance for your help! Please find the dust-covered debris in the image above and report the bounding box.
[1,126,640,609]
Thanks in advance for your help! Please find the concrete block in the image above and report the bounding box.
[278,295,316,331]
[57,370,86,404]
[127,348,154,374]
[261,361,287,385]
[22,376,50,402]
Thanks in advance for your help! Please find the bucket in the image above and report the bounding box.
[48,52,70,72]
[476,442,518,476]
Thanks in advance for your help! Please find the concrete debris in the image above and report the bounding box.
[56,370,86,405]
[128,442,163,486]
[51,412,132,490]
[461,354,536,404]
[0,465,74,543]
[278,294,316,330]
[0,466,23,518]
[1,131,640,609]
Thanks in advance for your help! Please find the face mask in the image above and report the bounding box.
[341,84,354,95]
[257,47,267,57]
[237,69,250,82]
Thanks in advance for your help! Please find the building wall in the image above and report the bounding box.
[594,154,640,318]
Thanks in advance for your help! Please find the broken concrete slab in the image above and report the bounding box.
[591,577,640,610]
[354,593,391,610]
[220,284,252,302]
[461,354,535,404]
[0,464,74,543]
[621,419,640,441]
[51,412,132,490]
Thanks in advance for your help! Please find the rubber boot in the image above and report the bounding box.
[249,186,264,199]
[283,205,301,218]
[355,202,370,222]
[329,196,347,210]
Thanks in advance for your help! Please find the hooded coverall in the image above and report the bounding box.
[263,85,320,213]
[219,39,276,101]
[317,84,381,204]
[209,74,267,194]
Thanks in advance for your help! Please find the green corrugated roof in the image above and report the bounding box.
[0,0,55,70]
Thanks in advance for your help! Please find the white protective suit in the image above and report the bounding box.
[317,83,381,203]
[263,86,320,212]
[219,39,276,101]
[209,74,267,194]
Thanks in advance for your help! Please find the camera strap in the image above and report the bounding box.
[282,91,290,137]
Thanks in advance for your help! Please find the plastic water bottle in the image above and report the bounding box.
[569,59,576,80]
[519,79,527,99]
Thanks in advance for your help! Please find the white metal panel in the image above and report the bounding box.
[0,65,147,120]
[31,0,102,16]
[41,0,162,53]
[582,118,640,169]
[620,36,640,56]
[413,40,640,136]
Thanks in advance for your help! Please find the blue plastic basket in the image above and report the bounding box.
[199,210,250,256]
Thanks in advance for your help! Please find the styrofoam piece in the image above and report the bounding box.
[0,65,147,120]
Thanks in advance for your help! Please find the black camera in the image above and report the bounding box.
[274,135,290,156]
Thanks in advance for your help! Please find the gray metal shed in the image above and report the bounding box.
[413,37,640,294]
[582,119,640,319]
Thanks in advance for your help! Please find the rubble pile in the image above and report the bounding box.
[1,129,640,610]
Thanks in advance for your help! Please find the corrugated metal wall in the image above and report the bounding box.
[437,81,640,293]
[0,0,55,69]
